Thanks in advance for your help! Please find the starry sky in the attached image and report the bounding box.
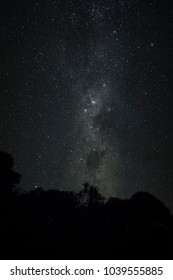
[0,0,173,210]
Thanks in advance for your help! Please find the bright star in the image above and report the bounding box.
[91,99,96,105]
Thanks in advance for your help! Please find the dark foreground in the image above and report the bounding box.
[1,187,173,260]
[0,152,173,260]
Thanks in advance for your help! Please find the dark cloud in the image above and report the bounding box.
[87,150,106,170]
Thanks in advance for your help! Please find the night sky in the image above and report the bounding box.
[0,0,172,210]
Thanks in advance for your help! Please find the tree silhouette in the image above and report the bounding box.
[78,183,104,207]
[0,152,21,201]
[129,191,170,226]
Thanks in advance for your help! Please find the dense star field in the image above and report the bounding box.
[0,1,172,210]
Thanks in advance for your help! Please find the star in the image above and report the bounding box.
[91,99,97,105]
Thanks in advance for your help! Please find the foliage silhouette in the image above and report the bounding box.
[78,183,104,207]
[0,151,172,259]
[0,151,21,203]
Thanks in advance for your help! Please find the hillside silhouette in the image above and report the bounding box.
[0,152,173,259]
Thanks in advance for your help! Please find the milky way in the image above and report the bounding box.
[66,76,118,196]
[63,3,130,196]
